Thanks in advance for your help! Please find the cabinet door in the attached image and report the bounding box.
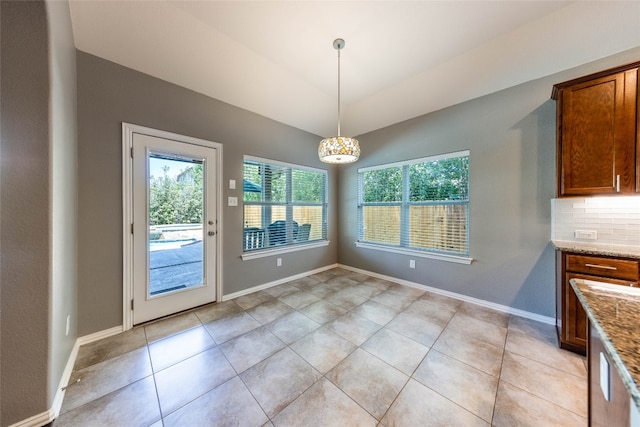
[564,272,589,351]
[562,272,635,353]
[559,69,637,196]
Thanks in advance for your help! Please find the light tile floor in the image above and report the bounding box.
[55,268,588,426]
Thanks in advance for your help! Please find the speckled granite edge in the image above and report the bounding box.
[570,278,640,410]
[552,240,640,259]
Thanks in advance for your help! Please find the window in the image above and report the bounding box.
[243,156,327,255]
[357,150,470,262]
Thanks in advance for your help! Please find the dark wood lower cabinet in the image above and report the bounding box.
[557,251,639,354]
[562,271,589,353]
[589,322,631,426]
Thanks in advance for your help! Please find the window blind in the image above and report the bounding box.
[358,151,469,256]
[243,157,327,252]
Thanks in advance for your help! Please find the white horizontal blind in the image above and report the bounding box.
[243,157,327,252]
[358,151,469,256]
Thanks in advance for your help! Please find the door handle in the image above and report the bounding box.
[208,231,216,236]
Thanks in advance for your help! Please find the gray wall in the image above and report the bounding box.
[77,52,338,336]
[47,0,78,411]
[2,1,50,424]
[1,1,78,424]
[338,47,640,318]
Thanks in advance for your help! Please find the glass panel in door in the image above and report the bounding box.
[148,154,204,296]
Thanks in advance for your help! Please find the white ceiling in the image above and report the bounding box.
[68,1,640,137]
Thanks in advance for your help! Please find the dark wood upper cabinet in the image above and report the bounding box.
[553,63,640,197]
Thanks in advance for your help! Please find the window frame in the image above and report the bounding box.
[356,150,473,265]
[241,155,329,261]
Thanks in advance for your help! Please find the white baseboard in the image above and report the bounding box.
[8,410,53,427]
[222,263,339,301]
[11,263,553,427]
[9,343,79,427]
[10,325,125,427]
[77,325,124,346]
[49,340,80,421]
[337,263,556,325]
[224,262,554,325]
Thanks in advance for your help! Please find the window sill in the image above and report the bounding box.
[355,241,473,265]
[242,240,330,261]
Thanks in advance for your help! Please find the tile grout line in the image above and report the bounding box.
[143,336,164,426]
[60,269,587,425]
[489,321,510,426]
[375,303,492,425]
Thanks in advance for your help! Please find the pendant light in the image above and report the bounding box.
[318,38,360,164]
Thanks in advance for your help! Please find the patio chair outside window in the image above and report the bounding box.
[297,223,311,242]
[243,227,266,250]
[243,156,328,253]
[267,220,298,246]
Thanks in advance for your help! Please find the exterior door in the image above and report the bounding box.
[131,132,218,324]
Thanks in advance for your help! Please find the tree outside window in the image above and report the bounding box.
[358,151,470,256]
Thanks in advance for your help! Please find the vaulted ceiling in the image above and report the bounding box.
[69,1,640,137]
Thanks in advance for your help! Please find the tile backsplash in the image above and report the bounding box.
[551,196,640,246]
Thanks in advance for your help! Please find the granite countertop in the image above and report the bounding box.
[553,240,640,259]
[571,278,640,409]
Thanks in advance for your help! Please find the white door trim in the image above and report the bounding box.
[122,123,223,330]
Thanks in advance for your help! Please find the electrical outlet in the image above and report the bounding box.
[409,259,415,269]
[66,315,71,336]
[228,196,238,207]
[575,230,597,240]
[277,258,282,267]
[600,352,610,401]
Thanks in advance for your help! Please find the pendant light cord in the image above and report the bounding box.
[337,47,341,137]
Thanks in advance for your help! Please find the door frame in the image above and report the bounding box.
[122,123,223,330]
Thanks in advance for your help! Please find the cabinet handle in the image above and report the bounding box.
[616,175,621,192]
[585,263,617,271]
